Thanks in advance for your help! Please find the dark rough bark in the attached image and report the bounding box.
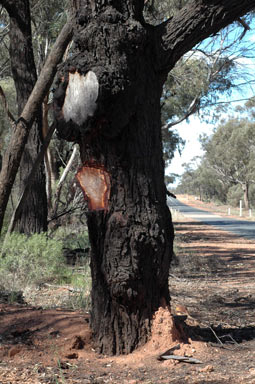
[54,0,173,355]
[8,0,47,233]
[0,17,73,234]
[53,0,255,355]
[7,122,56,234]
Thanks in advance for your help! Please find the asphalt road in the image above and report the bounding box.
[167,197,255,240]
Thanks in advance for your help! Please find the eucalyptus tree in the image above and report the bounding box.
[0,0,254,355]
[176,158,228,202]
[202,118,255,209]
[52,0,255,354]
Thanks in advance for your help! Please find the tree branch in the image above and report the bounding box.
[155,0,255,73]
[162,95,200,130]
[51,145,78,220]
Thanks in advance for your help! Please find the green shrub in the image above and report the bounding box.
[0,232,67,290]
[53,226,90,251]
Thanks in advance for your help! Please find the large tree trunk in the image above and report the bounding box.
[54,0,173,354]
[81,81,174,354]
[53,0,255,354]
[8,0,47,233]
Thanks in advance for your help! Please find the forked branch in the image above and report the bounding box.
[155,0,255,74]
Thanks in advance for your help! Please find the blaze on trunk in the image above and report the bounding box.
[54,0,173,354]
[9,0,47,233]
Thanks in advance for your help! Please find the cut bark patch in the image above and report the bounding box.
[76,165,110,211]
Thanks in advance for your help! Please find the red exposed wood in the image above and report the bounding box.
[76,165,111,211]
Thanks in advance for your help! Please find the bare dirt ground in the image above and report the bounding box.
[0,197,254,383]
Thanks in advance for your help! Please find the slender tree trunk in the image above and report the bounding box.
[242,182,249,209]
[43,94,56,212]
[7,122,56,234]
[8,0,47,233]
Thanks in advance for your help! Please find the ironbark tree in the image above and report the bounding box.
[53,0,255,354]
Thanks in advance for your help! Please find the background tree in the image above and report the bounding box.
[176,159,228,202]
[0,0,70,233]
[5,0,48,233]
[177,104,255,209]
[201,118,255,209]
[52,0,255,355]
[0,11,73,233]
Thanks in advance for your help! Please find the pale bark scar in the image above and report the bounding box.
[62,71,99,126]
[76,166,111,211]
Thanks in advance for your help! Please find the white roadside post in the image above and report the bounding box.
[240,200,242,217]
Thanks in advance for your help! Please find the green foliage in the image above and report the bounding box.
[227,184,255,208]
[0,228,92,310]
[202,118,255,187]
[176,156,229,202]
[161,54,236,163]
[162,128,185,165]
[30,0,68,39]
[162,56,235,125]
[165,173,179,185]
[52,224,90,251]
[30,0,69,70]
[54,227,92,311]
[0,232,67,290]
[226,184,243,207]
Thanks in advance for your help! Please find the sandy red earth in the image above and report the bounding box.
[0,197,254,383]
